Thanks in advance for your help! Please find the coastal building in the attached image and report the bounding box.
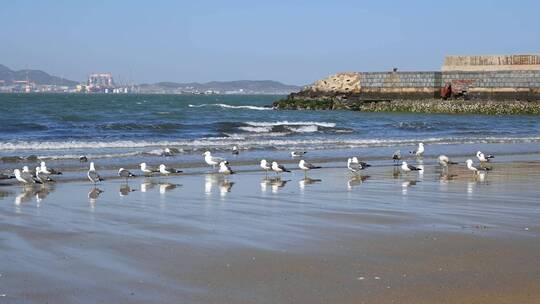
[86,73,115,93]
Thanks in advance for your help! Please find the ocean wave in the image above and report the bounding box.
[0,123,49,132]
[100,123,185,131]
[188,103,272,111]
[238,126,273,133]
[38,151,142,160]
[2,136,539,152]
[286,125,318,133]
[244,121,336,128]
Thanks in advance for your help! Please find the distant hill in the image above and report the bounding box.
[0,64,78,86]
[139,80,302,94]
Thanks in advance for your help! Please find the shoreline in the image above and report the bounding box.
[1,143,540,184]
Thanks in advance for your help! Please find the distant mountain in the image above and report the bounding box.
[0,64,78,86]
[139,80,302,94]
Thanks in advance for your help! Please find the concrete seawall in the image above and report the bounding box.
[274,55,540,114]
[297,70,540,101]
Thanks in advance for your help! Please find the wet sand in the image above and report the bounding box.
[0,160,539,303]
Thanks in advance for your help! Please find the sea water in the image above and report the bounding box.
[1,93,539,171]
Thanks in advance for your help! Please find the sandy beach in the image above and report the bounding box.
[1,157,539,303]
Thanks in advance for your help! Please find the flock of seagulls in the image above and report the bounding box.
[11,162,62,185]
[3,143,495,187]
[398,143,493,174]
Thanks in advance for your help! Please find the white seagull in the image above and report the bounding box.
[392,150,401,163]
[40,161,62,175]
[271,161,291,175]
[401,161,422,173]
[347,158,370,173]
[161,148,174,157]
[476,151,494,162]
[232,145,239,155]
[438,155,458,167]
[87,162,103,185]
[118,168,136,181]
[298,159,321,178]
[0,172,15,180]
[140,162,159,176]
[291,151,307,158]
[260,159,271,176]
[22,166,40,183]
[203,151,224,169]
[410,143,424,156]
[466,159,490,173]
[159,164,183,176]
[218,161,234,175]
[13,168,37,185]
[35,166,54,183]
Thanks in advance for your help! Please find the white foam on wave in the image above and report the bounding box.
[2,136,540,154]
[238,126,273,133]
[0,140,191,151]
[188,103,272,111]
[245,121,336,128]
[286,125,318,133]
[38,151,142,160]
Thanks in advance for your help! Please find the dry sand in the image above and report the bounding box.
[0,160,539,303]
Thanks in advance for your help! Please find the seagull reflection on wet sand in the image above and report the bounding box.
[219,180,235,197]
[299,177,321,191]
[15,184,55,207]
[347,175,370,190]
[401,179,420,195]
[119,184,136,196]
[259,177,289,193]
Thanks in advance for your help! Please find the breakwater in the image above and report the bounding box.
[274,55,540,114]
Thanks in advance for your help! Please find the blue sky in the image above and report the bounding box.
[1,0,538,85]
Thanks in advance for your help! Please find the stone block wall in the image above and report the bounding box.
[301,69,540,101]
[442,70,540,88]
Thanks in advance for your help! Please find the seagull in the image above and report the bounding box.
[79,155,88,162]
[410,143,424,156]
[271,161,290,175]
[466,159,491,173]
[392,150,401,163]
[35,167,54,183]
[118,168,136,182]
[351,157,370,166]
[158,164,183,176]
[0,172,15,180]
[347,158,370,173]
[203,151,224,169]
[401,161,422,173]
[140,162,159,176]
[438,155,458,167]
[40,161,62,175]
[218,161,234,175]
[87,162,104,185]
[161,148,174,157]
[291,151,307,158]
[260,159,271,176]
[298,159,321,178]
[232,145,239,155]
[13,168,37,185]
[476,151,494,162]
